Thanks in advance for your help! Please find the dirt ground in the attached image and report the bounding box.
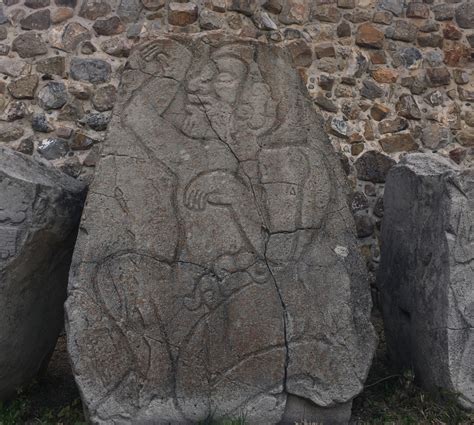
[1,313,473,424]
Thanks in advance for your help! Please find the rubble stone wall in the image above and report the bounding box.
[0,0,472,278]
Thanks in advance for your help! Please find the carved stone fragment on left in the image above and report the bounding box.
[0,146,86,400]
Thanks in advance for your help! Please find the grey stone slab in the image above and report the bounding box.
[66,34,376,424]
[378,153,473,410]
[0,147,86,400]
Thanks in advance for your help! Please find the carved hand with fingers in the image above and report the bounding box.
[183,170,247,211]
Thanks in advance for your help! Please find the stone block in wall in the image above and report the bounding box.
[36,56,66,77]
[55,0,77,7]
[0,147,86,400]
[279,0,309,25]
[311,5,341,23]
[168,2,199,26]
[7,75,39,100]
[79,0,111,20]
[65,34,376,424]
[117,0,143,23]
[12,32,48,58]
[49,22,91,53]
[0,123,24,142]
[379,133,418,153]
[70,58,111,84]
[378,0,403,17]
[378,153,473,410]
[355,150,396,183]
[20,9,51,30]
[432,4,455,21]
[355,22,385,48]
[455,2,474,29]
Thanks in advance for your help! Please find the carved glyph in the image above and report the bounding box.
[0,177,29,260]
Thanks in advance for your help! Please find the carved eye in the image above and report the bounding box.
[216,73,235,84]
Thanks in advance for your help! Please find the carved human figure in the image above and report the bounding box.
[67,36,375,424]
[180,44,325,266]
[178,45,269,267]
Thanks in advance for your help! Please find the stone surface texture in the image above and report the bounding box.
[0,0,472,275]
[0,146,86,399]
[378,153,473,409]
[66,34,376,424]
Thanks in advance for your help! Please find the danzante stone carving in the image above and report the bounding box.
[378,153,473,410]
[0,146,86,400]
[66,34,376,424]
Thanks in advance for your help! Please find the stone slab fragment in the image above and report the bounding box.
[0,147,86,399]
[378,153,473,410]
[66,34,376,424]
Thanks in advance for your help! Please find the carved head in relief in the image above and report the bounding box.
[182,42,277,143]
[211,49,248,106]
[185,44,250,106]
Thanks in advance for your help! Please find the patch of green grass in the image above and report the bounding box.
[0,385,85,425]
[3,317,473,425]
[33,398,85,425]
[352,314,474,424]
[353,369,473,424]
[0,392,30,425]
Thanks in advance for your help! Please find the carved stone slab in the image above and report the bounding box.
[378,153,473,410]
[0,146,86,399]
[66,34,376,424]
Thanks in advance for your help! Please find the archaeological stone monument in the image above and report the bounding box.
[66,34,376,424]
[0,147,86,399]
[378,153,473,410]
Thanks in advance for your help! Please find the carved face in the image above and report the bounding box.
[186,64,215,105]
[213,57,247,105]
[183,56,248,139]
[186,57,247,107]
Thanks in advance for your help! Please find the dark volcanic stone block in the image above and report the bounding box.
[378,153,473,410]
[0,147,86,399]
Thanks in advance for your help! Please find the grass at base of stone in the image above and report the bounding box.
[0,396,29,425]
[351,369,473,424]
[1,315,473,425]
[351,312,474,425]
[0,334,85,425]
[0,390,84,425]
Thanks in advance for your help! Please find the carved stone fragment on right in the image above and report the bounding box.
[378,153,473,410]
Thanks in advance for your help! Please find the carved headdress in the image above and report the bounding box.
[211,43,255,65]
